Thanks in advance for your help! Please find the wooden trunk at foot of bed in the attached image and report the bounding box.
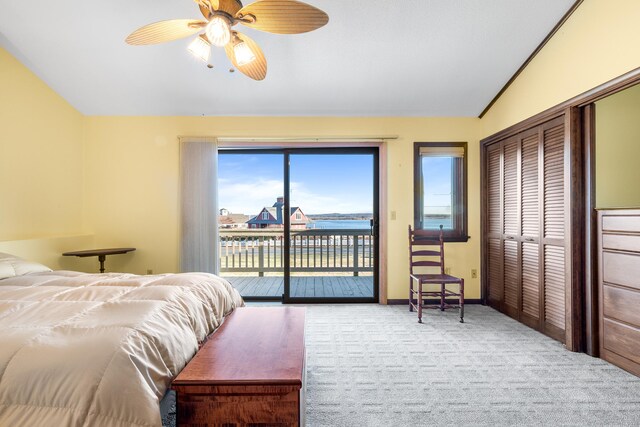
[172,307,307,426]
[175,384,301,426]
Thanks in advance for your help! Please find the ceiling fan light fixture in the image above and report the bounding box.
[205,15,231,47]
[125,0,329,80]
[233,39,256,66]
[187,35,211,62]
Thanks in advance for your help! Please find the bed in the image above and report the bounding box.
[0,252,243,427]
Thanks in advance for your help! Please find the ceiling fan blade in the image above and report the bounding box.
[224,32,267,81]
[126,19,207,45]
[196,0,219,19]
[236,0,328,34]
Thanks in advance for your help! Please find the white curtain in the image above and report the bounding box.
[179,137,219,274]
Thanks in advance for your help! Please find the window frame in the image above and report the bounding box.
[262,211,269,220]
[413,141,469,242]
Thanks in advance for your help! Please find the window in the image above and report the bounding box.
[262,211,269,220]
[295,212,302,220]
[414,142,468,242]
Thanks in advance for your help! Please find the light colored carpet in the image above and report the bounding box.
[304,304,640,426]
[164,304,640,426]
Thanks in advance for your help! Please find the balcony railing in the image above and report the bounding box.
[219,229,374,276]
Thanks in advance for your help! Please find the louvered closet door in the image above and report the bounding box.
[541,118,566,342]
[502,138,519,317]
[486,143,503,307]
[483,114,570,345]
[520,130,541,328]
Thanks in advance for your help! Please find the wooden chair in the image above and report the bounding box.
[408,225,464,323]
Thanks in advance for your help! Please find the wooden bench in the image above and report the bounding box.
[172,307,306,426]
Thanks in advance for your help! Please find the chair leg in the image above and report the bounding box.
[459,279,465,323]
[440,283,445,311]
[409,278,413,312]
[417,281,423,323]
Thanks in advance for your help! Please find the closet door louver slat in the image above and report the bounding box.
[503,240,519,312]
[503,140,518,236]
[521,134,539,237]
[488,239,503,304]
[544,245,566,330]
[543,125,565,240]
[522,242,540,320]
[488,145,502,235]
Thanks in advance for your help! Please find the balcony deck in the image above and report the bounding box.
[224,275,374,298]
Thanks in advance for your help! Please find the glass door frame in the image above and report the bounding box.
[217,149,285,302]
[283,147,379,304]
[218,147,380,303]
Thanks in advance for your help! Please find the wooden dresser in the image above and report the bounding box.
[598,209,640,376]
[173,307,306,426]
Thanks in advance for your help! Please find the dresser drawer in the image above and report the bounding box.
[602,251,640,290]
[603,318,640,365]
[603,215,640,233]
[602,233,640,253]
[603,285,640,327]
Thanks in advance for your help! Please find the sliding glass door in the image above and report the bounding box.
[217,148,378,303]
[285,150,378,302]
[217,152,285,300]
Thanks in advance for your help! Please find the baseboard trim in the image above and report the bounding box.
[387,298,482,305]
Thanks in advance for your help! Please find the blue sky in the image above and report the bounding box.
[422,157,453,213]
[218,153,374,215]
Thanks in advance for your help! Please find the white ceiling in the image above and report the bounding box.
[0,0,575,116]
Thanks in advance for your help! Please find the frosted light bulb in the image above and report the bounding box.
[234,40,256,66]
[187,35,211,62]
[206,16,231,47]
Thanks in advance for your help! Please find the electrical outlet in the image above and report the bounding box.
[146,269,153,275]
[390,211,397,220]
[471,269,477,278]
[445,267,451,275]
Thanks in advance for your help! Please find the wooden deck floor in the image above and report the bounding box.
[224,276,374,298]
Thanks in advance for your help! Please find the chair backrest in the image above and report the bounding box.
[408,225,445,276]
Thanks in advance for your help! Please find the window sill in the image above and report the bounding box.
[415,233,470,243]
[443,236,470,243]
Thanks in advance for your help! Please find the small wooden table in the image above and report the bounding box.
[62,248,136,273]
[173,307,306,426]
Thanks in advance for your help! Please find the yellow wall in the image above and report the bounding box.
[0,48,85,240]
[482,0,640,136]
[595,83,640,208]
[0,235,96,272]
[83,117,482,299]
[0,47,92,269]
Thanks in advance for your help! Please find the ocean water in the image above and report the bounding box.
[307,220,371,230]
[306,218,452,230]
[424,217,453,229]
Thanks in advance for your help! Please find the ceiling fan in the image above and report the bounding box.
[125,0,328,81]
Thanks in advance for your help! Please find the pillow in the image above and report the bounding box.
[0,252,52,280]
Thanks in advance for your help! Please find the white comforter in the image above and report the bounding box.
[0,270,243,427]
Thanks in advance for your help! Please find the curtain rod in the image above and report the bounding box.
[178,136,398,144]
[217,136,398,142]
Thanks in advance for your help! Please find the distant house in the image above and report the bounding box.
[247,197,311,229]
[218,208,250,229]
